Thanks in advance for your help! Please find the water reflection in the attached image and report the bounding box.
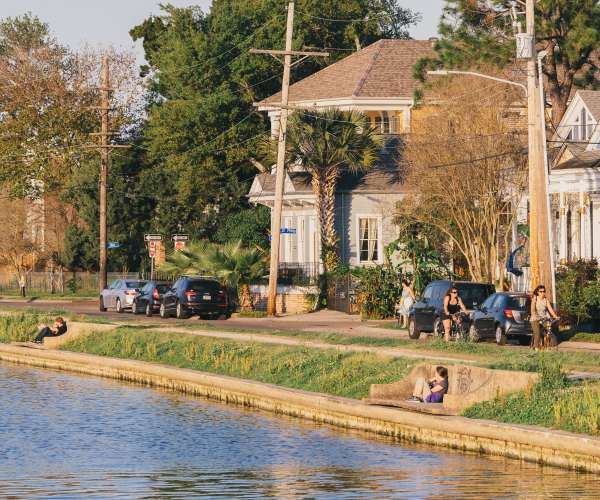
[1,363,599,498]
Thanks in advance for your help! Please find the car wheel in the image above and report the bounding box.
[131,301,139,315]
[99,296,107,312]
[145,303,153,317]
[469,324,481,343]
[495,324,507,345]
[116,299,123,313]
[176,301,188,319]
[160,303,169,319]
[433,317,444,337]
[408,317,420,340]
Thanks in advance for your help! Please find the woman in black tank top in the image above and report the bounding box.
[443,287,467,342]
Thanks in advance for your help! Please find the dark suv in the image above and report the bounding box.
[408,280,495,339]
[132,280,172,316]
[159,276,229,320]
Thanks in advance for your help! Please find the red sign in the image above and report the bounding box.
[149,240,157,258]
[174,241,186,251]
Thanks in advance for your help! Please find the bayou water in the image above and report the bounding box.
[1,363,599,498]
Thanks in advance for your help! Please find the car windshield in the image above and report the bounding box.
[125,281,145,289]
[505,295,529,310]
[188,281,222,293]
[456,284,493,309]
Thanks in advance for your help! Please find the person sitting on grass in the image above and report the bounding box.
[33,317,67,344]
[407,366,449,403]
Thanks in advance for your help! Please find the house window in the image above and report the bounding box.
[581,108,587,140]
[382,112,390,134]
[358,217,380,263]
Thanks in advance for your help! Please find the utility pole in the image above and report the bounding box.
[250,1,327,316]
[523,0,554,300]
[88,56,129,293]
[99,55,109,293]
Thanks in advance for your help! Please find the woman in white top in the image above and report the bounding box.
[530,285,559,349]
[397,279,415,328]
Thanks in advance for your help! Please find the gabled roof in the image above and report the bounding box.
[553,147,600,170]
[577,90,600,120]
[259,39,434,106]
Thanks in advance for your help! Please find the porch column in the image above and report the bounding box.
[579,189,591,260]
[559,192,568,263]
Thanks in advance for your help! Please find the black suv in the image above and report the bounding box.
[159,276,230,320]
[132,280,172,316]
[408,280,495,339]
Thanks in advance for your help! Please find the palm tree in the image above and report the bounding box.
[204,240,266,312]
[159,240,266,312]
[286,109,381,273]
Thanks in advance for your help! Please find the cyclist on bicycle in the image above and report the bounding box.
[530,285,559,350]
[443,287,467,342]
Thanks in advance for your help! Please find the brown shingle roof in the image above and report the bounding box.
[260,39,434,105]
[553,148,600,170]
[578,90,600,120]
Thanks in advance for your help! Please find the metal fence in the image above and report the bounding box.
[0,271,141,295]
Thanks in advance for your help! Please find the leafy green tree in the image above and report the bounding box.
[214,206,271,249]
[284,110,381,273]
[416,1,600,124]
[129,1,419,241]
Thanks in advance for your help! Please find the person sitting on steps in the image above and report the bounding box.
[408,366,449,403]
[33,317,67,344]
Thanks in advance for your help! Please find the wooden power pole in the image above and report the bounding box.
[99,55,110,293]
[524,0,554,299]
[250,1,327,316]
[89,56,129,293]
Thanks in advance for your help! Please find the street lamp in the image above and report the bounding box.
[427,67,555,302]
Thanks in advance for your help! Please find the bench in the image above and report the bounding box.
[364,363,539,415]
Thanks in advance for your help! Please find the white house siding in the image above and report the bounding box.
[335,192,403,267]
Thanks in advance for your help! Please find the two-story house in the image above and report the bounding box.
[248,39,434,272]
[549,90,600,263]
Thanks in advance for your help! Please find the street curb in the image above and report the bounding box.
[0,343,598,474]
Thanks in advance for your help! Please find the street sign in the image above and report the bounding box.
[144,234,163,242]
[174,240,186,251]
[149,240,157,258]
[172,234,189,242]
[280,228,297,235]
[106,242,122,249]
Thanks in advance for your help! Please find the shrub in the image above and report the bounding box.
[352,265,402,319]
[556,260,600,327]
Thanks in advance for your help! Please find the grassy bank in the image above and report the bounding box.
[0,313,56,343]
[464,363,600,435]
[60,328,419,399]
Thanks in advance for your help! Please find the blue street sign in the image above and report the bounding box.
[280,228,297,235]
[107,242,122,249]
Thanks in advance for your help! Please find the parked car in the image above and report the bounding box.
[99,279,147,313]
[408,280,495,340]
[469,292,532,345]
[132,280,173,316]
[159,276,230,320]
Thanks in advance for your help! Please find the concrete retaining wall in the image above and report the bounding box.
[0,343,598,474]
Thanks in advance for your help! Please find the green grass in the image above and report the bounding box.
[0,312,56,343]
[566,332,600,343]
[60,328,419,399]
[464,362,600,435]
[235,311,268,318]
[0,292,96,300]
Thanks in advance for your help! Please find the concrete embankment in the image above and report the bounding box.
[0,343,598,474]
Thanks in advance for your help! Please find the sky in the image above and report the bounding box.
[0,0,445,62]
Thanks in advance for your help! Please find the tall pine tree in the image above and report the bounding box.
[415,1,600,124]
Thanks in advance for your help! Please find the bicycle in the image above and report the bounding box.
[436,312,469,341]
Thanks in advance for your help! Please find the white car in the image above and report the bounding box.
[99,279,147,313]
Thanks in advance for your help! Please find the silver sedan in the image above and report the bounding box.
[99,279,147,313]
